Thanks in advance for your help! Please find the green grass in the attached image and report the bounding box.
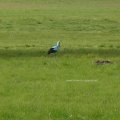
[0,0,120,120]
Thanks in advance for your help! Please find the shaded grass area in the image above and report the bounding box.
[0,48,120,58]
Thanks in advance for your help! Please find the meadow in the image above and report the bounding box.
[0,0,120,120]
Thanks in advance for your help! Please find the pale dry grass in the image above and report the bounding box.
[0,2,52,10]
[0,0,120,10]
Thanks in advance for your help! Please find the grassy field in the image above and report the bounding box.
[0,0,120,120]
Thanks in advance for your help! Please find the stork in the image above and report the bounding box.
[48,41,60,54]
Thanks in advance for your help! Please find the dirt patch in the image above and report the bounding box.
[96,60,112,65]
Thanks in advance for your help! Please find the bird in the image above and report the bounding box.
[48,41,60,54]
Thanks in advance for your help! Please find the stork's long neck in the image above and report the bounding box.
[56,41,60,47]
